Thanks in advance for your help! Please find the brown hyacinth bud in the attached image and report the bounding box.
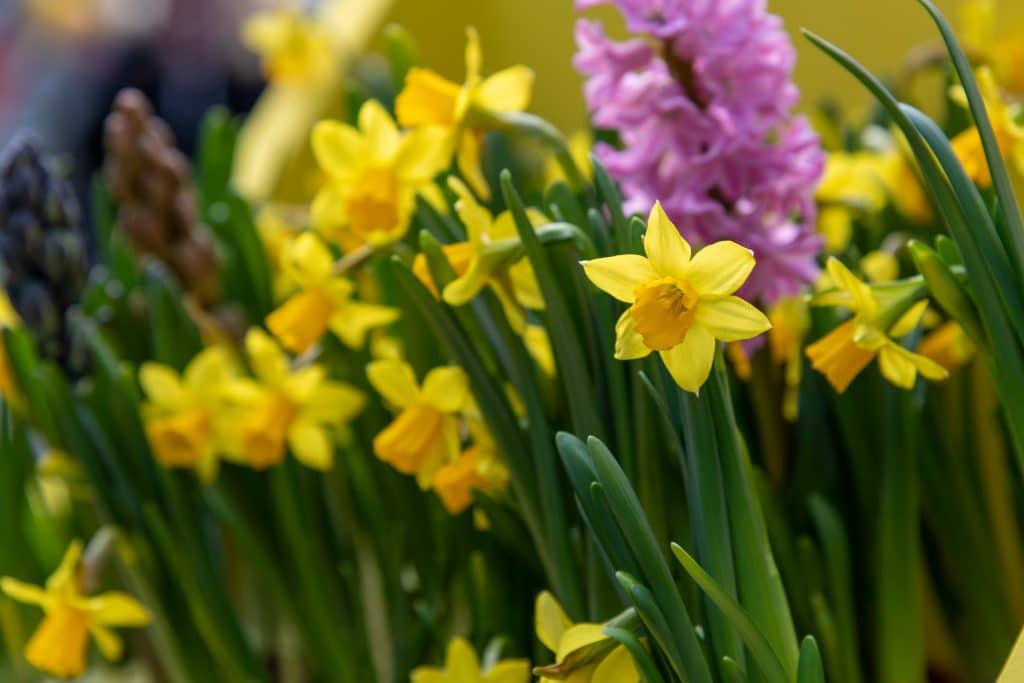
[103,88,220,307]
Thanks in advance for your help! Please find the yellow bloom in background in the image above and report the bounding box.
[230,329,364,471]
[534,591,639,683]
[367,359,469,488]
[961,0,1024,95]
[139,346,239,483]
[266,232,399,354]
[241,6,333,85]
[414,177,545,332]
[434,421,509,514]
[860,250,899,283]
[582,202,771,393]
[950,67,1024,188]
[411,636,530,683]
[255,205,305,301]
[918,321,977,374]
[396,27,534,199]
[0,288,21,398]
[545,130,593,187]
[769,296,812,421]
[806,257,948,393]
[1,541,150,679]
[310,100,450,251]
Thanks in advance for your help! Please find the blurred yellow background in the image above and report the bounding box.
[387,0,1024,131]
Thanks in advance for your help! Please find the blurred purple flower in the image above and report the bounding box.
[575,0,824,304]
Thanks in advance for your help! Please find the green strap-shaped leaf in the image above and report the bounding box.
[797,637,826,683]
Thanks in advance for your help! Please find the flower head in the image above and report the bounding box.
[806,257,949,393]
[918,320,977,374]
[265,231,399,354]
[434,421,510,515]
[139,346,239,483]
[582,203,771,393]
[367,359,469,488]
[534,591,639,683]
[396,28,534,198]
[1,541,150,679]
[413,177,545,331]
[411,636,530,683]
[230,328,364,471]
[574,0,824,305]
[950,67,1024,188]
[242,7,333,85]
[311,100,450,250]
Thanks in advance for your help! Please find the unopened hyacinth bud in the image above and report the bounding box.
[0,136,90,368]
[103,88,220,307]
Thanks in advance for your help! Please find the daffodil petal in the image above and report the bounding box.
[581,255,657,303]
[464,27,482,83]
[483,659,532,683]
[457,131,491,201]
[614,309,651,360]
[396,127,452,184]
[556,624,608,661]
[593,645,640,683]
[888,299,930,338]
[310,184,350,243]
[245,328,290,386]
[302,382,365,424]
[685,241,755,296]
[0,578,50,608]
[311,120,363,180]
[46,540,84,592]
[288,418,333,470]
[694,296,772,343]
[86,592,151,627]
[366,359,420,409]
[422,367,469,413]
[410,668,446,683]
[89,625,123,662]
[443,259,490,306]
[535,591,572,652]
[138,363,185,407]
[644,202,690,278]
[329,302,400,350]
[509,260,545,310]
[184,347,235,388]
[446,637,481,681]
[826,257,876,316]
[660,324,716,393]
[877,344,920,389]
[284,232,336,287]
[449,174,494,243]
[359,100,401,161]
[476,66,534,112]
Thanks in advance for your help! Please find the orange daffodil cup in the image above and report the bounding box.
[581,202,772,393]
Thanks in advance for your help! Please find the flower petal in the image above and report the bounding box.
[421,367,469,413]
[535,591,572,652]
[457,131,491,200]
[694,296,772,342]
[614,309,652,360]
[358,100,401,161]
[138,363,185,408]
[310,185,349,243]
[556,624,607,661]
[888,299,929,338]
[311,120,364,180]
[366,359,420,409]
[476,66,534,113]
[302,381,365,424]
[593,645,640,683]
[287,418,333,470]
[86,592,151,627]
[46,540,84,592]
[464,27,482,84]
[659,324,716,393]
[329,301,400,350]
[685,241,755,296]
[245,328,289,386]
[446,637,481,680]
[88,625,123,662]
[644,202,690,278]
[483,660,532,683]
[826,257,876,316]
[0,578,50,608]
[396,127,453,185]
[410,668,446,683]
[581,255,657,303]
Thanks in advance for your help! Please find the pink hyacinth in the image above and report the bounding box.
[575,0,825,304]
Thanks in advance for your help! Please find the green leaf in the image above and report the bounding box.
[604,626,666,683]
[797,637,826,683]
[671,543,791,683]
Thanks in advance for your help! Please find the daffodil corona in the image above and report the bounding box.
[1,541,150,679]
[396,28,534,199]
[582,202,771,393]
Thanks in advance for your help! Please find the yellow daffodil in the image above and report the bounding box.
[434,421,509,514]
[241,7,333,85]
[411,636,530,683]
[806,257,948,393]
[546,131,593,187]
[229,328,364,471]
[396,27,533,199]
[523,324,556,376]
[1,541,150,679]
[961,0,1024,94]
[139,346,239,483]
[367,359,469,488]
[0,288,21,398]
[534,592,639,683]
[860,250,900,283]
[918,321,977,373]
[413,177,545,331]
[581,202,771,393]
[266,232,399,354]
[769,296,811,421]
[310,100,450,250]
[950,67,1024,188]
[256,204,304,301]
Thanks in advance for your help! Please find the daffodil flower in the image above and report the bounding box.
[0,288,21,398]
[534,591,639,683]
[950,67,1024,188]
[396,27,534,199]
[411,636,530,683]
[228,328,364,471]
[806,257,949,393]
[255,205,304,301]
[768,296,811,421]
[434,421,509,514]
[1,541,150,679]
[581,202,771,393]
[241,7,333,85]
[310,100,451,250]
[413,177,545,331]
[139,346,239,483]
[918,320,977,374]
[366,359,469,488]
[266,231,399,354]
